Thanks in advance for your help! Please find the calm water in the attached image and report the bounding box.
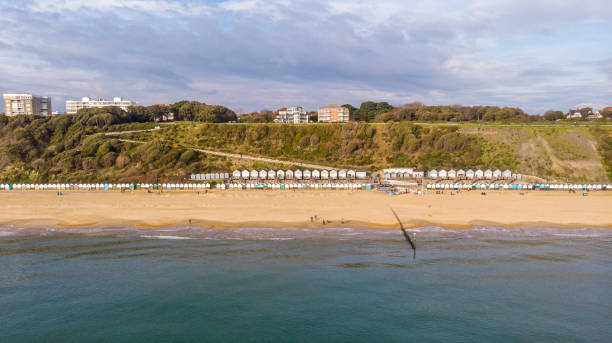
[1,226,611,342]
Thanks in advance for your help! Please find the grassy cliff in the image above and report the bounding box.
[1,114,610,183]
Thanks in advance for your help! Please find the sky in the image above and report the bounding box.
[1,0,611,114]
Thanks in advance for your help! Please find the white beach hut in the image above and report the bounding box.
[330,170,338,179]
[457,169,466,179]
[268,170,276,179]
[312,170,320,179]
[347,169,356,179]
[241,170,250,179]
[484,169,493,179]
[475,169,484,179]
[339,170,347,180]
[502,169,512,179]
[493,169,502,179]
[447,169,457,179]
[303,170,311,180]
[232,170,241,179]
[466,169,475,179]
[413,169,424,178]
[438,169,448,179]
[294,170,303,179]
[277,170,285,179]
[321,170,329,180]
[258,170,267,179]
[356,169,367,179]
[250,169,259,180]
[285,170,294,179]
[428,169,438,179]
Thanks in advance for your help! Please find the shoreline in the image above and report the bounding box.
[1,190,611,230]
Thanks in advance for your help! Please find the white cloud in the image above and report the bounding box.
[1,0,611,114]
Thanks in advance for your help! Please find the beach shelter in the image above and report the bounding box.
[241,170,249,179]
[438,169,448,179]
[303,170,311,180]
[286,170,294,179]
[347,169,356,179]
[321,170,329,180]
[493,169,502,179]
[457,169,466,179]
[466,169,475,179]
[330,170,338,179]
[277,170,285,179]
[294,170,303,179]
[268,170,276,179]
[475,169,484,179]
[250,170,258,180]
[312,170,321,179]
[484,169,493,179]
[339,170,347,179]
[259,170,267,179]
[447,169,457,179]
[428,169,438,179]
[502,169,512,179]
[233,170,241,179]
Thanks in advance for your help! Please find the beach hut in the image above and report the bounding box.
[321,170,329,180]
[294,170,303,180]
[428,169,438,179]
[493,169,502,179]
[356,169,367,179]
[258,170,267,179]
[447,169,457,179]
[277,170,285,179]
[347,169,356,179]
[484,169,493,179]
[241,170,249,179]
[413,169,424,178]
[475,169,484,179]
[466,169,475,179]
[250,169,258,180]
[502,169,512,179]
[312,170,320,179]
[457,169,466,179]
[438,169,448,179]
[339,170,347,180]
[268,170,276,179]
[286,170,294,179]
[232,170,241,179]
[303,170,311,180]
[330,170,338,179]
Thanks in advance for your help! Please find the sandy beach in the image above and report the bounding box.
[1,189,611,229]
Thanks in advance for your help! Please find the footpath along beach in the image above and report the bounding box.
[1,190,611,229]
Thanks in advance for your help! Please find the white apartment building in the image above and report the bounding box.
[3,94,52,116]
[65,97,138,114]
[275,106,309,124]
[318,104,349,123]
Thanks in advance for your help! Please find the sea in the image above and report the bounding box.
[1,225,611,342]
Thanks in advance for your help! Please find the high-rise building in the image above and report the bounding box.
[3,94,52,116]
[66,97,138,114]
[275,106,309,124]
[317,104,349,123]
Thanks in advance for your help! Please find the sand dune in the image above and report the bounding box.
[1,190,611,229]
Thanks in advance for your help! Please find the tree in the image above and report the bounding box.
[544,110,564,121]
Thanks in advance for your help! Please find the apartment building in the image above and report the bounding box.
[275,106,309,124]
[66,97,138,114]
[3,94,52,116]
[318,104,349,123]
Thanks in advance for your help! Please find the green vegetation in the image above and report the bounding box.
[1,105,610,183]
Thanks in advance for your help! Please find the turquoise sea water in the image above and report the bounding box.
[1,226,611,342]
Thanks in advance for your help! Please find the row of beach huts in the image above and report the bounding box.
[426,183,612,190]
[0,182,610,191]
[383,168,521,180]
[226,169,369,180]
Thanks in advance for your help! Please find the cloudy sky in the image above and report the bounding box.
[1,0,611,114]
